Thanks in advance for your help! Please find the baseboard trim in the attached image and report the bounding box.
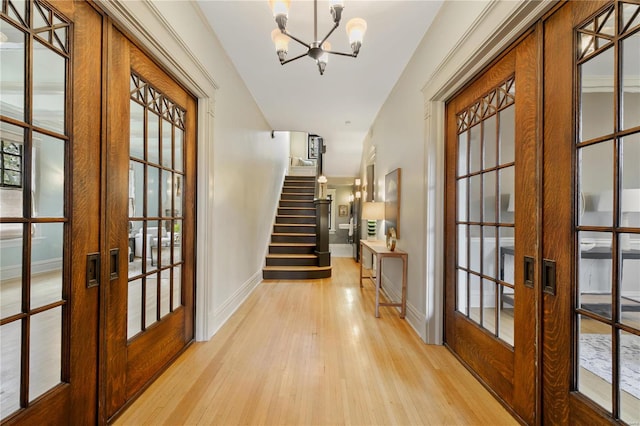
[380,272,428,342]
[207,270,262,339]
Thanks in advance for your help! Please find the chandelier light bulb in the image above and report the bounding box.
[269,0,290,30]
[346,17,367,55]
[329,0,344,23]
[271,29,290,62]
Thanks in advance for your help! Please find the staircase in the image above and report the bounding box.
[263,176,332,280]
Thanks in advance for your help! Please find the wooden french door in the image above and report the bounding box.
[102,27,196,421]
[444,30,538,424]
[0,0,101,423]
[446,1,640,424]
[543,1,640,424]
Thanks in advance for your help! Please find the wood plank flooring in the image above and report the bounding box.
[114,258,517,425]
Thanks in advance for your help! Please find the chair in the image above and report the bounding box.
[134,227,170,264]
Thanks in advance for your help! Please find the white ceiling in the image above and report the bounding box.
[197,0,443,177]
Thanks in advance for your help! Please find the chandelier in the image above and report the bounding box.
[269,0,367,75]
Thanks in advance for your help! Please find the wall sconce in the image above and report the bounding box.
[348,193,354,203]
[355,178,361,186]
[355,190,361,199]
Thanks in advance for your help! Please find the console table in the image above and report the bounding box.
[360,240,408,318]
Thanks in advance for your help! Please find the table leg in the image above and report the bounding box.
[375,255,382,318]
[359,242,364,288]
[401,255,408,319]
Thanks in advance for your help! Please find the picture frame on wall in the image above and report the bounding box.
[385,168,401,239]
[338,205,348,217]
[308,134,322,159]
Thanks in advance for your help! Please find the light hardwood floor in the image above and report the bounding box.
[114,258,517,425]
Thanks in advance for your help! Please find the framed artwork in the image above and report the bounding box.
[308,134,322,159]
[385,168,401,239]
[338,204,348,217]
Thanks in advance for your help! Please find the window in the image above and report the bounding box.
[1,139,23,188]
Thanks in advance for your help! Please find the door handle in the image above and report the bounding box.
[524,256,534,288]
[542,259,556,295]
[109,248,119,280]
[87,253,100,288]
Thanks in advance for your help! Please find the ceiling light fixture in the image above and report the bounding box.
[269,0,367,75]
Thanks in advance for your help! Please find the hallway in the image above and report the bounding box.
[115,258,516,425]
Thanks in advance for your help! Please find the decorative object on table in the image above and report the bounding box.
[317,175,328,199]
[362,201,384,240]
[338,204,348,217]
[386,227,397,251]
[268,0,367,75]
[384,168,401,239]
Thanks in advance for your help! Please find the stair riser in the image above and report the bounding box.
[269,245,315,254]
[274,225,315,234]
[278,208,316,215]
[284,180,316,188]
[281,193,314,200]
[272,234,316,244]
[263,269,332,280]
[266,257,317,267]
[285,177,315,182]
[283,184,315,190]
[282,189,314,194]
[279,201,315,208]
[276,216,316,224]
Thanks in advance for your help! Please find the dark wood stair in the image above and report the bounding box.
[263,176,331,280]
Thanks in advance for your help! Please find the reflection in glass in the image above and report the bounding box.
[499,105,515,165]
[482,279,496,334]
[457,224,467,269]
[621,134,640,228]
[578,231,612,319]
[0,321,20,418]
[620,234,640,331]
[483,114,497,169]
[579,141,613,227]
[130,101,145,160]
[30,223,62,309]
[578,315,612,413]
[499,167,514,224]
[621,33,640,130]
[498,285,514,346]
[469,124,481,173]
[175,128,183,172]
[172,265,182,310]
[458,131,468,176]
[32,133,64,218]
[499,227,515,284]
[162,119,172,168]
[469,175,481,223]
[0,20,25,122]
[0,225,23,318]
[146,220,160,273]
[145,273,158,328]
[482,226,496,279]
[457,269,468,315]
[147,112,159,164]
[162,170,171,217]
[457,178,467,222]
[33,41,65,134]
[469,225,481,273]
[131,161,144,219]
[483,171,496,222]
[469,273,480,324]
[173,220,182,264]
[127,278,142,339]
[29,307,62,402]
[580,47,614,142]
[160,269,170,318]
[620,331,640,425]
[148,166,159,218]
[174,174,183,217]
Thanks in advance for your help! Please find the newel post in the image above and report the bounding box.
[314,199,331,267]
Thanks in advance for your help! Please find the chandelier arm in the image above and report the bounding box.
[283,31,311,50]
[281,52,309,65]
[319,22,340,47]
[327,50,358,58]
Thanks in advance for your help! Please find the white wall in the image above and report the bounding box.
[360,1,552,343]
[100,0,290,340]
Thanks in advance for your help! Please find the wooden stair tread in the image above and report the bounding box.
[272,232,315,237]
[275,224,315,227]
[277,215,315,218]
[263,265,332,271]
[266,254,317,258]
[269,243,315,247]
